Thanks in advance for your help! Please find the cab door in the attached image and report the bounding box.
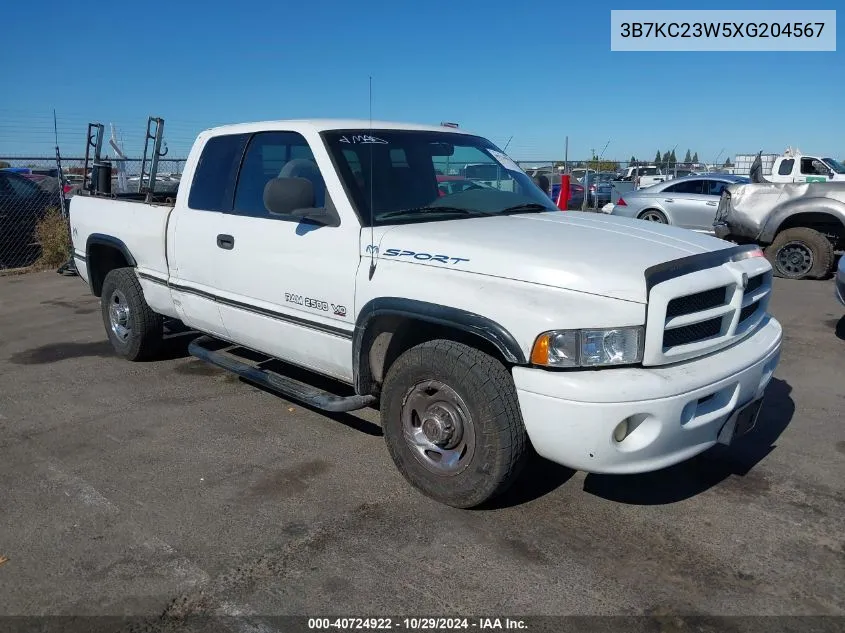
[210,131,361,383]
[799,157,830,182]
[659,178,712,229]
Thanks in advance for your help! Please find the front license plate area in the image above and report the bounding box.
[718,397,764,445]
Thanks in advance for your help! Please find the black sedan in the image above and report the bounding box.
[0,170,64,268]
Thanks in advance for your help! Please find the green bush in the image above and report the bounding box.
[34,208,71,269]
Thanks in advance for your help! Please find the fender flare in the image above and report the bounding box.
[758,199,845,243]
[352,297,526,393]
[85,234,137,294]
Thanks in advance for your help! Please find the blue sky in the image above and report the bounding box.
[2,0,842,162]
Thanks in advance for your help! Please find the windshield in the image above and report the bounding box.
[322,130,558,225]
[823,158,845,174]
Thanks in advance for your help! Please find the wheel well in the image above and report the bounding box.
[88,244,131,296]
[358,316,510,396]
[776,212,845,250]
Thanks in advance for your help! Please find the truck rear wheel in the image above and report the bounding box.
[380,339,528,508]
[766,227,834,280]
[100,268,163,361]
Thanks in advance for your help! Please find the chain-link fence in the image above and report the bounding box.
[0,157,186,271]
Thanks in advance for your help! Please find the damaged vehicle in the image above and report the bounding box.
[714,181,845,279]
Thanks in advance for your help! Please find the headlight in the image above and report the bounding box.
[530,326,643,367]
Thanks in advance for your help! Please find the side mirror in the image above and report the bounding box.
[264,177,314,215]
[263,177,339,227]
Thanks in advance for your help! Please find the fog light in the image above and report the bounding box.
[613,419,629,443]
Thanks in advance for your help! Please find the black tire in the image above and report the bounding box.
[100,268,163,361]
[380,339,528,508]
[637,208,668,223]
[765,227,834,280]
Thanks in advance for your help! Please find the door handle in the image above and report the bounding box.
[664,198,674,203]
[706,201,717,206]
[217,234,235,250]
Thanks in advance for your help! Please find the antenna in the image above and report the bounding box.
[598,139,611,161]
[711,148,725,172]
[368,76,376,280]
[53,110,67,218]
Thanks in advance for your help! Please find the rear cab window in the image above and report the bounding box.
[777,159,794,176]
[188,134,250,211]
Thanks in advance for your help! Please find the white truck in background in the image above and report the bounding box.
[69,118,782,508]
[733,148,845,183]
[619,165,670,189]
[767,150,845,183]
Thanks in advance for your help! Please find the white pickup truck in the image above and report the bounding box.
[69,119,783,508]
[619,165,670,189]
[767,151,845,183]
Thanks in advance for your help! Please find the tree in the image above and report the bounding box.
[669,150,677,167]
[654,150,661,165]
[0,161,10,169]
[683,149,692,164]
[588,154,619,172]
[724,158,733,167]
[692,152,699,164]
[629,156,637,167]
[660,151,671,168]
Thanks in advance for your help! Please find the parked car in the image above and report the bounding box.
[70,118,781,509]
[611,174,750,232]
[0,171,63,268]
[436,175,490,196]
[548,178,585,210]
[569,168,595,182]
[582,172,616,208]
[714,181,845,279]
[463,162,515,192]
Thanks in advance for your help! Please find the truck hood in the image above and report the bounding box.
[374,211,733,303]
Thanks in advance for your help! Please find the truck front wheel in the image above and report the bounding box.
[380,339,528,508]
[766,227,834,280]
[100,268,163,361]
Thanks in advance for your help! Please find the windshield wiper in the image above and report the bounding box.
[497,203,551,215]
[379,206,482,220]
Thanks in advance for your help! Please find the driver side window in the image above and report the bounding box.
[800,158,827,176]
[233,131,327,219]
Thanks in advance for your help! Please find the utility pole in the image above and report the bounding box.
[564,136,568,174]
[583,148,595,211]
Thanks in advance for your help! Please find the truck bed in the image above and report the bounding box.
[70,193,173,286]
[76,190,177,206]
